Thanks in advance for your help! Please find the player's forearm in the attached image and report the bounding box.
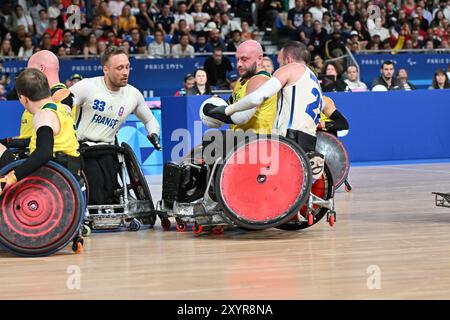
[225,77,282,115]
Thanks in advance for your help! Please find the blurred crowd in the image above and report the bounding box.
[0,0,449,99]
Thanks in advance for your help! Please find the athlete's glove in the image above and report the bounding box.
[0,170,17,196]
[148,133,161,151]
[203,103,233,123]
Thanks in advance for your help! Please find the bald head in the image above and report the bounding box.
[237,40,263,57]
[236,40,264,78]
[27,50,60,84]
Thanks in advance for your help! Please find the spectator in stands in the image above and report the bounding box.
[203,47,233,89]
[45,18,63,47]
[135,2,155,33]
[321,12,333,34]
[262,0,284,31]
[309,0,328,23]
[156,4,176,36]
[0,39,15,59]
[187,68,212,95]
[312,54,324,75]
[30,0,45,23]
[98,1,113,27]
[128,28,147,54]
[397,68,416,90]
[35,9,49,38]
[343,1,360,30]
[287,0,307,40]
[324,30,347,60]
[106,30,121,46]
[171,34,195,58]
[227,29,243,52]
[12,4,34,34]
[433,0,450,21]
[121,39,131,53]
[191,1,210,33]
[109,0,126,17]
[17,36,35,60]
[240,21,253,41]
[402,0,417,18]
[57,45,68,58]
[322,61,348,92]
[308,20,328,57]
[353,20,371,49]
[60,29,79,56]
[207,27,227,51]
[171,19,196,45]
[203,0,220,16]
[174,1,194,31]
[344,65,368,92]
[429,69,450,89]
[97,40,107,56]
[194,32,213,53]
[118,4,137,33]
[371,60,402,91]
[39,32,54,52]
[149,29,170,57]
[299,12,314,44]
[84,33,99,57]
[262,57,274,74]
[11,25,27,55]
[413,5,430,31]
[431,10,446,28]
[220,12,241,40]
[410,28,425,48]
[174,73,195,96]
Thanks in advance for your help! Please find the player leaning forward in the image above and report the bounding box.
[207,41,325,179]
[70,46,161,205]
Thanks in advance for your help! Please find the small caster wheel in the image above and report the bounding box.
[327,211,336,227]
[344,180,352,192]
[307,212,314,226]
[176,223,186,232]
[72,237,84,254]
[212,225,224,235]
[129,219,141,231]
[192,223,203,234]
[161,218,171,231]
[82,225,91,237]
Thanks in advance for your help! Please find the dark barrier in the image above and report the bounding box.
[162,90,450,164]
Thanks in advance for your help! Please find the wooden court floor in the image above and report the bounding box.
[2,162,450,299]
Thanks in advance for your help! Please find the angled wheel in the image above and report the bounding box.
[0,160,85,257]
[121,142,156,225]
[316,131,350,190]
[215,135,312,230]
[276,162,334,231]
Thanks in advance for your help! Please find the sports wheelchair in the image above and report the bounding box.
[316,131,352,192]
[0,160,85,257]
[80,142,157,235]
[156,131,337,234]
